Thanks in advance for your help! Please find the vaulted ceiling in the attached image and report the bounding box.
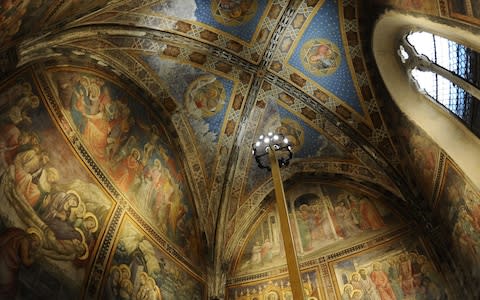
[1,0,433,294]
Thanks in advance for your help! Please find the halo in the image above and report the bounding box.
[75,227,89,261]
[83,212,99,233]
[65,190,82,208]
[110,265,120,276]
[119,264,131,279]
[351,289,363,298]
[350,272,359,281]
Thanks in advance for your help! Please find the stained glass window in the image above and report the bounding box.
[401,32,480,137]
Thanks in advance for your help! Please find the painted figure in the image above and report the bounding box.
[213,0,257,25]
[358,197,385,230]
[0,227,42,298]
[186,75,226,117]
[308,44,336,69]
[342,284,354,300]
[358,268,381,300]
[335,199,361,238]
[301,39,341,76]
[370,262,396,300]
[399,253,415,297]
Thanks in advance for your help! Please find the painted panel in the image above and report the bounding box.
[372,0,439,15]
[193,0,270,42]
[331,236,450,300]
[287,0,363,114]
[47,69,201,262]
[140,55,235,179]
[448,0,480,24]
[233,183,403,276]
[226,269,322,300]
[0,71,114,298]
[435,160,480,281]
[103,217,205,300]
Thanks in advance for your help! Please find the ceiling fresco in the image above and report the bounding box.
[286,0,364,114]
[0,0,116,49]
[70,0,290,63]
[3,0,469,298]
[103,216,206,300]
[0,69,115,298]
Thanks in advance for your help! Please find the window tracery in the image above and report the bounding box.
[398,31,480,137]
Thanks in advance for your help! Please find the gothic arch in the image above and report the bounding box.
[372,11,480,187]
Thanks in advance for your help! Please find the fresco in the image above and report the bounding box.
[300,39,341,77]
[372,0,439,15]
[331,236,450,300]
[0,73,113,298]
[234,184,402,275]
[141,54,235,179]
[396,114,439,204]
[435,160,480,281]
[448,0,480,23]
[0,0,111,47]
[147,0,270,43]
[103,218,205,300]
[287,0,363,114]
[48,69,202,262]
[226,269,322,300]
[194,0,270,42]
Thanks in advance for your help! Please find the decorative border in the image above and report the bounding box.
[72,0,290,64]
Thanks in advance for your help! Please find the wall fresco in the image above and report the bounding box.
[103,217,205,300]
[233,183,403,276]
[372,0,439,15]
[331,235,450,300]
[48,69,202,262]
[396,113,439,205]
[226,269,322,300]
[0,72,114,298]
[435,160,480,282]
[448,0,480,24]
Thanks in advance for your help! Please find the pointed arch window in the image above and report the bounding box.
[398,31,480,137]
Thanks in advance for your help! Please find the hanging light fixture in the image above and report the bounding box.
[251,132,293,171]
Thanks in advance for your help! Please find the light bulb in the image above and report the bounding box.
[273,135,279,140]
[264,137,270,143]
[255,141,261,147]
[283,138,288,144]
[267,132,273,136]
[259,135,264,140]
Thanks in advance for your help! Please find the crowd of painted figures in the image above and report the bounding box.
[61,73,194,245]
[0,82,109,298]
[341,252,446,300]
[295,193,386,252]
[105,264,162,300]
